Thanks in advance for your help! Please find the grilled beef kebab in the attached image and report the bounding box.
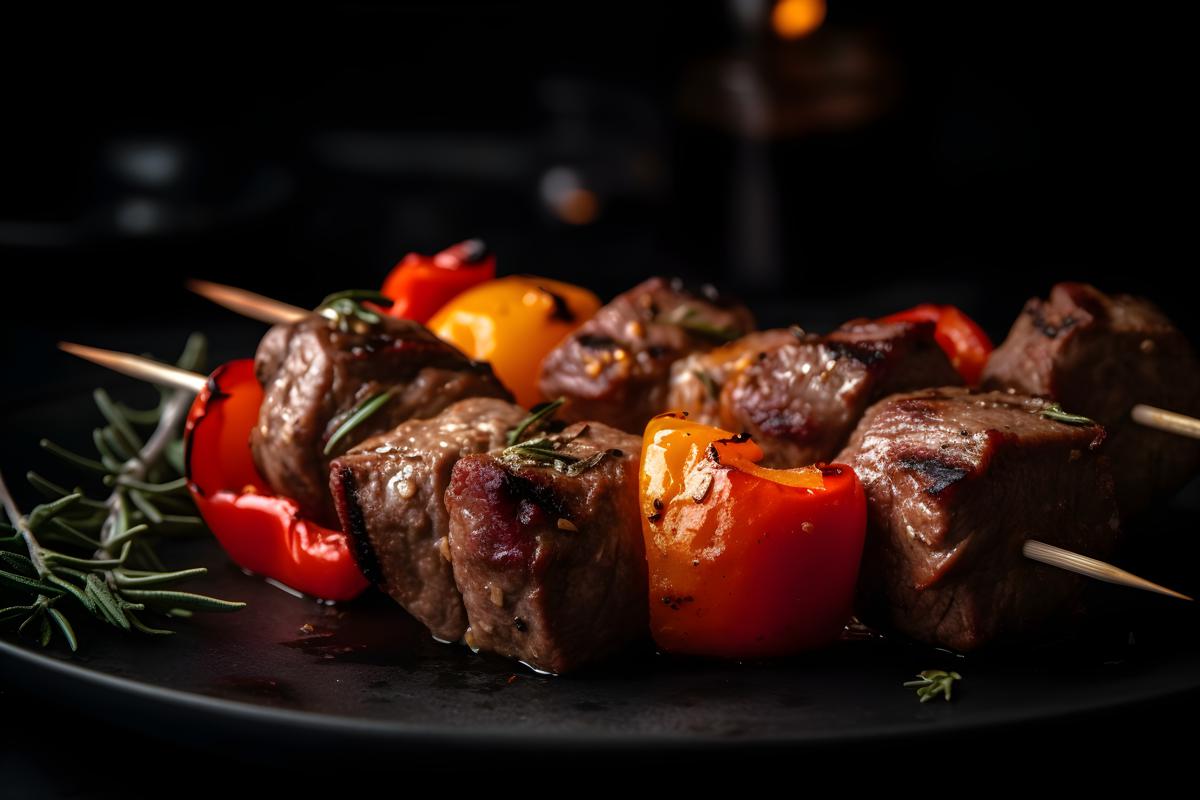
[252,312,510,526]
[982,282,1200,516]
[669,319,963,467]
[838,387,1120,651]
[537,277,755,433]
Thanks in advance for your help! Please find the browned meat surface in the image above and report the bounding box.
[982,282,1200,515]
[329,398,526,642]
[699,320,962,467]
[667,329,797,426]
[445,422,646,673]
[537,277,755,434]
[253,314,510,525]
[837,387,1120,652]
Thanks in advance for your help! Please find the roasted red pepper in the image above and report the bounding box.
[381,239,497,323]
[185,359,370,601]
[879,304,993,385]
[640,414,866,658]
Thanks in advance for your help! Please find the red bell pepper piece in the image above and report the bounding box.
[640,414,867,658]
[381,239,497,323]
[184,359,370,601]
[879,303,993,385]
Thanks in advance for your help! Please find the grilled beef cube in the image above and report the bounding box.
[837,388,1120,652]
[537,277,755,434]
[445,422,646,673]
[982,282,1200,515]
[253,315,510,526]
[667,329,798,427]
[713,320,962,467]
[329,398,526,642]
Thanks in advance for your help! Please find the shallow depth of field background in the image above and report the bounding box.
[2,1,1194,348]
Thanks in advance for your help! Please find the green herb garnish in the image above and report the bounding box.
[499,435,608,477]
[692,369,720,401]
[664,306,741,344]
[1040,403,1095,426]
[507,398,566,446]
[0,334,244,652]
[324,389,395,456]
[904,669,962,703]
[316,290,394,332]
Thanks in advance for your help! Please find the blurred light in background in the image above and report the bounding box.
[771,0,826,40]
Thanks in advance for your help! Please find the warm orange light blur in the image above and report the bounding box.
[771,0,826,40]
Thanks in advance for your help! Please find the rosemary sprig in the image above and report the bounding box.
[507,398,566,446]
[316,290,394,332]
[663,306,741,344]
[0,334,244,652]
[324,389,395,456]
[904,669,962,703]
[499,434,608,477]
[1040,403,1095,426]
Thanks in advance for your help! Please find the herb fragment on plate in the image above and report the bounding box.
[1040,403,1095,426]
[0,334,244,652]
[692,369,720,401]
[507,398,566,446]
[904,669,962,703]
[316,289,394,332]
[324,389,396,455]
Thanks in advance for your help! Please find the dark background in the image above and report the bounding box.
[3,1,1195,346]
[2,1,1198,788]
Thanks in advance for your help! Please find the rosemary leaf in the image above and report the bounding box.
[47,574,96,613]
[126,612,175,636]
[507,398,566,446]
[120,589,245,613]
[25,493,83,533]
[127,489,164,524]
[85,574,129,631]
[0,569,63,597]
[0,605,36,625]
[904,669,962,703]
[114,568,207,588]
[47,607,78,652]
[0,551,38,578]
[1040,403,1095,426]
[324,390,395,455]
[94,388,144,453]
[692,369,720,401]
[38,439,109,475]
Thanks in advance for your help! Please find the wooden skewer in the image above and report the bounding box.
[1131,404,1200,441]
[1024,540,1192,601]
[186,279,309,325]
[58,342,208,394]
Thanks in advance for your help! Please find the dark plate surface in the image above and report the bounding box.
[3,327,1200,753]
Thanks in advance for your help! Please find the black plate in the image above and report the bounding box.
[3,336,1200,753]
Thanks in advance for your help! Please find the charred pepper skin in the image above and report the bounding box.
[185,359,370,601]
[640,413,867,658]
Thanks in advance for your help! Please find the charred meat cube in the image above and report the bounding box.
[711,320,962,467]
[982,282,1200,515]
[253,314,510,526]
[837,388,1120,652]
[667,329,798,427]
[329,398,526,642]
[445,422,646,674]
[537,277,755,434]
